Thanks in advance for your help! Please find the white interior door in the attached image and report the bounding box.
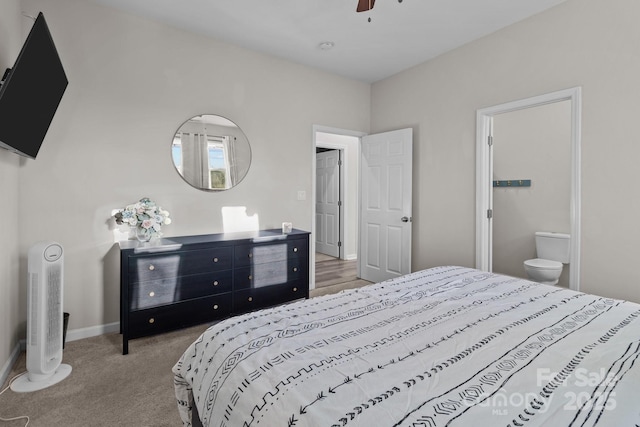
[359,128,413,283]
[316,150,340,258]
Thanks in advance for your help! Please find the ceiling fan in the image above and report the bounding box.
[357,0,403,13]
[356,0,376,12]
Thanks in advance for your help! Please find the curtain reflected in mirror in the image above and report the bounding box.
[172,114,251,191]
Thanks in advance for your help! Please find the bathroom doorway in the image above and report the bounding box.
[492,100,572,287]
[476,87,582,291]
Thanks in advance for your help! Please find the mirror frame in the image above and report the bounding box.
[171,114,252,192]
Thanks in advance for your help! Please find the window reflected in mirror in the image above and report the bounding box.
[171,114,251,191]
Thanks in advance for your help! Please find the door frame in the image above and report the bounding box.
[475,87,582,291]
[312,125,365,289]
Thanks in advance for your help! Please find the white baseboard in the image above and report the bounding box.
[0,342,22,388]
[345,254,357,261]
[1,321,121,387]
[66,321,120,343]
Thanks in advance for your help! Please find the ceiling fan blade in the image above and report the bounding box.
[357,0,375,12]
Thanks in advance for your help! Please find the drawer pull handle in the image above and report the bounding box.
[248,297,253,302]
[213,304,219,310]
[293,287,298,292]
[148,318,155,324]
[149,291,155,297]
[213,281,219,286]
[293,247,298,253]
[248,275,252,280]
[293,267,298,272]
[213,257,219,263]
[148,265,155,271]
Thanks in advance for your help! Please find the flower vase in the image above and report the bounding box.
[135,227,151,243]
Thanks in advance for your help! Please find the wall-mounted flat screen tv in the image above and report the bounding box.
[0,12,68,159]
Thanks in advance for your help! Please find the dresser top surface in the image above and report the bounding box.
[119,228,309,254]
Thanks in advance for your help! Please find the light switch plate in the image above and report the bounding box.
[297,190,306,201]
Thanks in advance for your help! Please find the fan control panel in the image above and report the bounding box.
[44,243,63,262]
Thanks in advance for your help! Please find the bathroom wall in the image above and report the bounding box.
[492,101,572,287]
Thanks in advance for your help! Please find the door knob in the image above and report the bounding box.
[401,216,411,223]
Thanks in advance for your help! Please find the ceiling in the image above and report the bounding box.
[90,0,568,83]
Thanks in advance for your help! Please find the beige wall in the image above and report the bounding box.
[0,0,22,384]
[9,0,369,349]
[492,101,572,287]
[371,0,640,303]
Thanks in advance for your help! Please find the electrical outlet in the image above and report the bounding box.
[297,190,306,201]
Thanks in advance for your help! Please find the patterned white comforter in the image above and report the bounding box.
[173,266,640,426]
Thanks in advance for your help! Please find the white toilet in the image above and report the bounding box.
[523,232,570,286]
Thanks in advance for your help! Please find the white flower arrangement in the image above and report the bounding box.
[114,197,171,241]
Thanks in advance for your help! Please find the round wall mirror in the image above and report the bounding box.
[171,114,252,191]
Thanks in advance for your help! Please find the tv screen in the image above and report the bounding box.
[0,12,68,159]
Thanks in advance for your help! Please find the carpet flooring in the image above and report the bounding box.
[1,325,205,426]
[1,265,371,427]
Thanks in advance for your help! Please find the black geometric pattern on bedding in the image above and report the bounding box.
[173,266,640,427]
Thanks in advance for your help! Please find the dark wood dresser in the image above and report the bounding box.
[119,229,310,354]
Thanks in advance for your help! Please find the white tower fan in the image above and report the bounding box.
[11,242,71,392]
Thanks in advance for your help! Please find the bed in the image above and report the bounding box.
[173,266,640,426]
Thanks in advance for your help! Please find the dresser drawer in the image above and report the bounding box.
[234,238,307,267]
[128,293,232,339]
[233,283,305,314]
[129,247,232,282]
[129,270,233,310]
[234,257,306,290]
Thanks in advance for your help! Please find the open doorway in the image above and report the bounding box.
[492,100,572,287]
[312,126,364,291]
[311,125,414,293]
[476,87,582,291]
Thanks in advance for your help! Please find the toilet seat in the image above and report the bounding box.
[524,258,562,270]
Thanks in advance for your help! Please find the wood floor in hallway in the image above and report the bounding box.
[311,253,372,298]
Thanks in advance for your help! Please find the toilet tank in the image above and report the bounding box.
[535,232,571,264]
